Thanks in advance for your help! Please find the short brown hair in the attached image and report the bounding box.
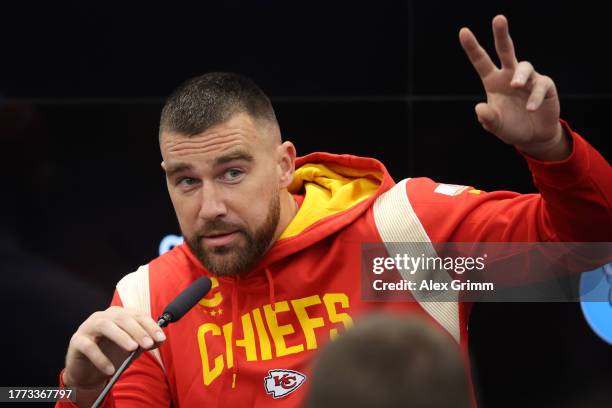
[306,314,471,408]
[159,72,277,136]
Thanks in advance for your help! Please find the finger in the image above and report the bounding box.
[492,15,517,69]
[475,102,500,133]
[526,75,554,111]
[459,27,497,79]
[107,307,166,346]
[112,314,158,349]
[132,313,167,344]
[95,319,140,352]
[511,61,535,88]
[74,336,116,376]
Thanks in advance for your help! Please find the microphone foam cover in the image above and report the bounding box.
[163,277,212,322]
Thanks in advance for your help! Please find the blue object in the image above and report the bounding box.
[159,234,184,256]
[579,263,612,345]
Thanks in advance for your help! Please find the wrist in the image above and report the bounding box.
[516,123,572,161]
[62,370,108,407]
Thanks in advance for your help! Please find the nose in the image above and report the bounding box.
[197,183,228,220]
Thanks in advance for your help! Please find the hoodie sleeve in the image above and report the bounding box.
[55,292,171,408]
[406,121,612,243]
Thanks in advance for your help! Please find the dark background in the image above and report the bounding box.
[0,2,610,407]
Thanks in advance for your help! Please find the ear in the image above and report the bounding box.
[277,141,296,189]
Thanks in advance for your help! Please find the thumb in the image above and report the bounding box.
[475,102,500,133]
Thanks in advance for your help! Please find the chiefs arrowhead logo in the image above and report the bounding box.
[264,369,307,399]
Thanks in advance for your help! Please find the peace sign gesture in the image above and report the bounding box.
[460,15,570,161]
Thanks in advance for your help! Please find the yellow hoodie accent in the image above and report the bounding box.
[280,163,382,239]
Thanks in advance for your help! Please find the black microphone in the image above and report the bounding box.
[92,277,212,408]
[158,277,213,327]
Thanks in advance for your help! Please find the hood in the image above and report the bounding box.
[266,152,395,264]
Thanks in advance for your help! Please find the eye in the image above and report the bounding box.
[220,168,244,182]
[177,177,198,188]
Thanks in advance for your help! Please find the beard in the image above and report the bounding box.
[184,189,280,276]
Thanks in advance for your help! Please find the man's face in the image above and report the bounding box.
[160,113,287,276]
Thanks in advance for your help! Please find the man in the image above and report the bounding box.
[57,15,611,407]
[305,314,471,408]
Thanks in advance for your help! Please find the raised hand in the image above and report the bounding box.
[459,15,571,161]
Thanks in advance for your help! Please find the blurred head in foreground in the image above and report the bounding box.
[306,314,471,408]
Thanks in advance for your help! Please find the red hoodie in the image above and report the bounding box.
[58,122,612,407]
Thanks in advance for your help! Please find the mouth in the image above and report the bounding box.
[200,231,241,247]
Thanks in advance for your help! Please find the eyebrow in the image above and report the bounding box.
[213,150,254,166]
[164,162,194,178]
[164,151,254,178]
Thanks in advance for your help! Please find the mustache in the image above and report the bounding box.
[197,219,245,237]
